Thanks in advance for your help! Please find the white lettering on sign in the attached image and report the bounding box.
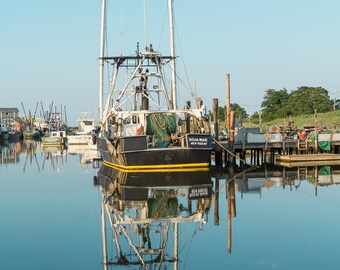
[188,137,208,146]
[189,187,209,198]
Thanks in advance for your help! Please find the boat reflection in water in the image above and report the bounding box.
[94,166,213,269]
[0,141,21,165]
[0,140,101,173]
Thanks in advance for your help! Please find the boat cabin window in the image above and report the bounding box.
[109,116,116,125]
[132,115,140,124]
[123,116,131,124]
[84,121,93,126]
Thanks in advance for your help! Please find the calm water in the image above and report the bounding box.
[1,141,340,270]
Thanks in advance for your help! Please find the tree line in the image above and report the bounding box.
[214,86,337,124]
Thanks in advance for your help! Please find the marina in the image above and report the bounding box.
[2,0,340,269]
[1,141,340,269]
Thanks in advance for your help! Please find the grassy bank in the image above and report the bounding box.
[243,110,340,131]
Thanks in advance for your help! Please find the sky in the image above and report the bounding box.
[1,0,340,125]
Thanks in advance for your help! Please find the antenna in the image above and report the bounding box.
[143,0,148,50]
[120,5,124,55]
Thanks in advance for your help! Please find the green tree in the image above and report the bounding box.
[215,103,248,122]
[250,111,260,124]
[285,86,332,115]
[231,103,248,119]
[261,88,289,121]
[218,106,225,121]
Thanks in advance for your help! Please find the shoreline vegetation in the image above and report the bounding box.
[240,110,340,132]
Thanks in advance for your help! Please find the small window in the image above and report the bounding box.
[132,115,139,124]
[84,121,93,125]
[109,116,116,125]
[123,116,131,124]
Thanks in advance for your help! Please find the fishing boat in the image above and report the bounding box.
[42,130,68,147]
[42,108,68,147]
[23,128,41,141]
[96,0,212,171]
[0,122,9,142]
[21,102,42,141]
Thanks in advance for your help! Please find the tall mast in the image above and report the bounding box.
[168,0,177,110]
[99,0,106,123]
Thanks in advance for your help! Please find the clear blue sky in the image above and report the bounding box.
[1,0,340,125]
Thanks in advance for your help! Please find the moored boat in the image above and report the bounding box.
[42,103,68,147]
[8,131,21,142]
[0,122,9,141]
[96,0,212,172]
[42,130,68,147]
[23,129,41,141]
[67,113,97,146]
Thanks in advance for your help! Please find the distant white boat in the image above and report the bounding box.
[67,134,93,146]
[67,113,97,146]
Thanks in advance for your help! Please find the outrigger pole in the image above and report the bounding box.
[99,0,106,123]
[168,0,177,110]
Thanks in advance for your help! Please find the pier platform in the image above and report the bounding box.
[216,129,340,166]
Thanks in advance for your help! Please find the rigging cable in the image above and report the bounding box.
[173,14,195,97]
[181,223,200,269]
[165,62,195,107]
[120,2,124,55]
[157,3,168,51]
[104,0,110,95]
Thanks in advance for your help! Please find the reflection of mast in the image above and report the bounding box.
[227,179,236,253]
[41,149,65,172]
[214,177,219,225]
[174,222,178,270]
[101,200,108,269]
[23,141,40,172]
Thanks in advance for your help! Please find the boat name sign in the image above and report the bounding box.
[187,134,212,149]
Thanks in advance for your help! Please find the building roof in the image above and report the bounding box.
[0,108,19,112]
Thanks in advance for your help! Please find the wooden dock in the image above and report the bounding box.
[210,98,340,167]
[277,153,340,162]
[216,130,340,166]
[276,153,340,167]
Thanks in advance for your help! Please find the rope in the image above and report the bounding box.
[213,138,259,167]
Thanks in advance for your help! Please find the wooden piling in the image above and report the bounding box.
[213,98,222,166]
[225,74,230,129]
[314,109,318,153]
[227,179,236,253]
[228,111,235,166]
[186,101,191,133]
